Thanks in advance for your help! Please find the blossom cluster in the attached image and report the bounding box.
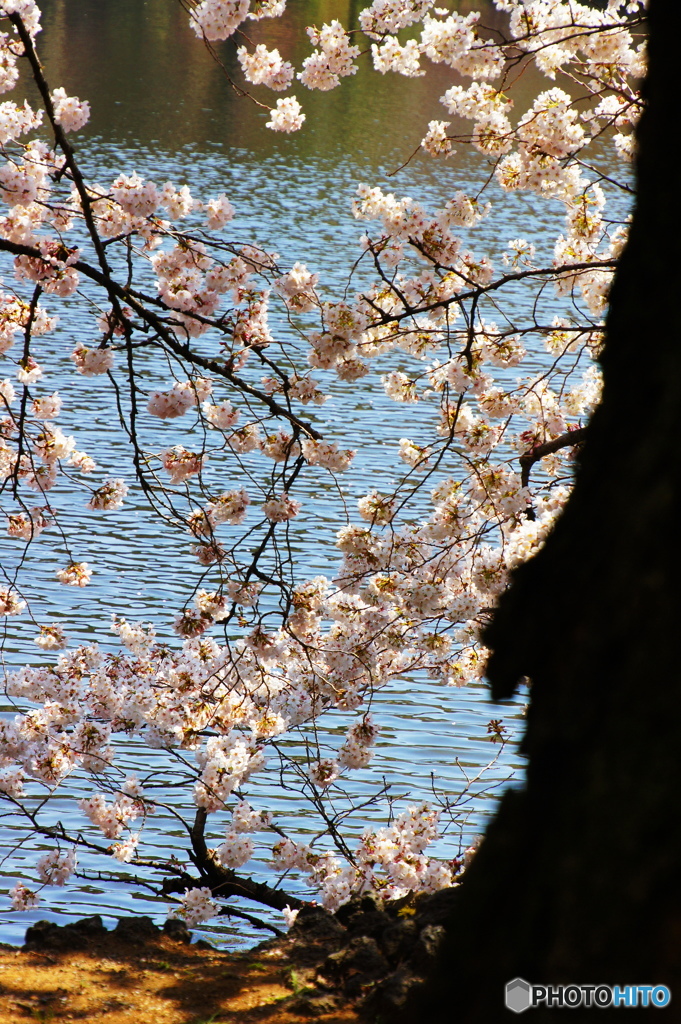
[272,802,455,911]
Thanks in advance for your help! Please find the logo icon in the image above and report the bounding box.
[506,978,532,1014]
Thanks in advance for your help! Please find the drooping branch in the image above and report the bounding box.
[0,238,324,441]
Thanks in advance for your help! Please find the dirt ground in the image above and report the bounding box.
[0,927,360,1024]
[0,889,456,1022]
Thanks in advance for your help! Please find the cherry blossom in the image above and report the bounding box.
[266,96,305,132]
[238,44,294,91]
[70,343,115,376]
[55,562,91,587]
[87,478,128,510]
[50,87,89,132]
[0,0,644,928]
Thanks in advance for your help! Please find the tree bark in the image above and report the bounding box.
[397,1,681,1018]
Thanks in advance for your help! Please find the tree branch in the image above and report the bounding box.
[520,426,589,520]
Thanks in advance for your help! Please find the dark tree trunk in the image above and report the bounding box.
[396,1,681,1019]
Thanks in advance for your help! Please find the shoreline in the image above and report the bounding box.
[0,889,458,1022]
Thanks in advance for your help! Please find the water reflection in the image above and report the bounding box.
[36,0,453,156]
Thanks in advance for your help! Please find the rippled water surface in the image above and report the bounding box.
[0,0,631,946]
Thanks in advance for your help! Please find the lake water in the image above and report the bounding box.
[0,0,630,947]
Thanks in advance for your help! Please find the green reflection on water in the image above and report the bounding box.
[34,0,501,163]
